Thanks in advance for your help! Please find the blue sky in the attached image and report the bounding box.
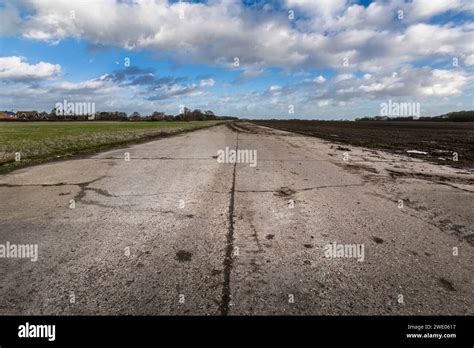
[0,0,473,119]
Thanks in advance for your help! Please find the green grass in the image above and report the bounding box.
[0,121,222,173]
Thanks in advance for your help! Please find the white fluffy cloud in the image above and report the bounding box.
[409,0,467,20]
[0,56,61,80]
[2,0,470,72]
[323,65,471,101]
[199,78,215,87]
[314,75,326,83]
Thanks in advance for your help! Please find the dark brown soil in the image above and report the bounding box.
[251,120,474,169]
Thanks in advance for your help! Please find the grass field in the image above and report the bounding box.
[0,121,222,173]
[252,120,474,169]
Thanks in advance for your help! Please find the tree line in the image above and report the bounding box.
[356,110,474,122]
[1,108,238,121]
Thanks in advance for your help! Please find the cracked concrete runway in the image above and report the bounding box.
[0,123,472,315]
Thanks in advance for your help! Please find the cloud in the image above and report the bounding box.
[409,0,464,20]
[2,0,473,74]
[52,79,110,92]
[0,62,215,114]
[145,78,216,100]
[104,66,155,83]
[318,99,330,107]
[199,78,215,87]
[0,56,61,81]
[325,65,471,101]
[334,74,354,83]
[233,65,266,83]
[251,64,471,114]
[101,67,190,91]
[0,2,21,36]
[314,75,326,83]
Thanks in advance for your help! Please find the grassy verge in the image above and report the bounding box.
[0,121,223,174]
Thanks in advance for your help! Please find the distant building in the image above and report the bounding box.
[16,111,39,120]
[38,112,49,120]
[0,111,16,120]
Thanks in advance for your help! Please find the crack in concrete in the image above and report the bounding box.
[250,219,263,253]
[235,183,365,194]
[94,156,217,160]
[0,182,76,188]
[84,187,117,198]
[0,176,105,189]
[0,176,118,208]
[72,177,107,202]
[116,190,226,196]
[219,131,239,316]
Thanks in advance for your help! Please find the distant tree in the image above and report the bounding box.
[130,112,142,121]
[204,110,216,120]
[192,109,205,121]
[446,111,474,122]
[181,107,192,121]
[96,111,128,121]
[151,111,165,121]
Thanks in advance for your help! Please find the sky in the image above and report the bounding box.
[0,0,473,119]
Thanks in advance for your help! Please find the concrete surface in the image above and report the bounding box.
[0,123,472,315]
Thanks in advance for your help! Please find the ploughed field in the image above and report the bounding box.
[0,121,221,173]
[252,120,474,169]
